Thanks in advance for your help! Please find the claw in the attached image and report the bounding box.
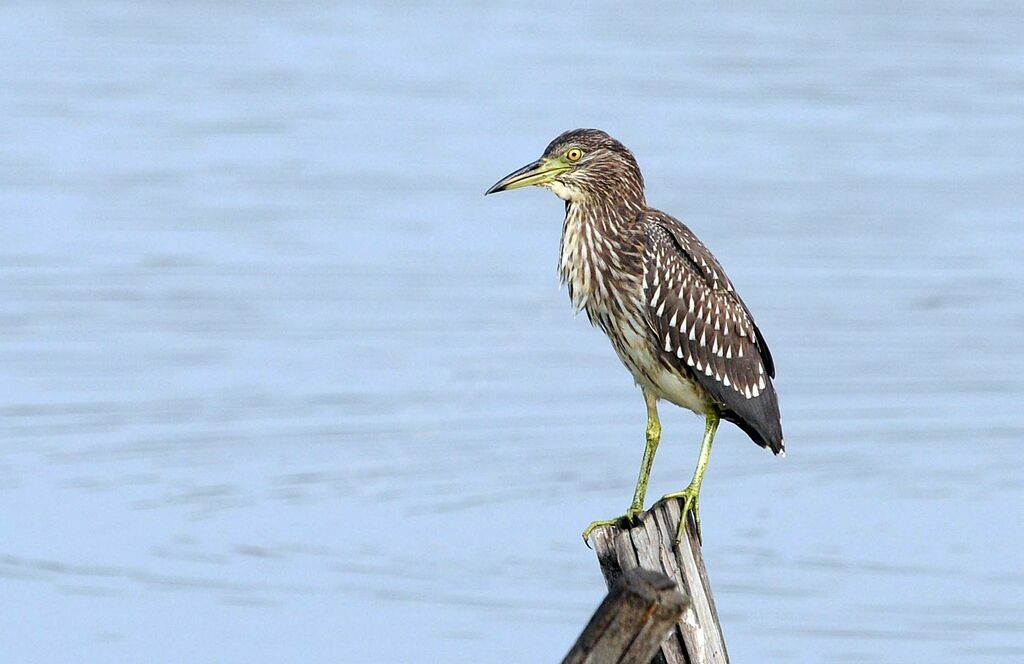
[661,484,702,547]
[581,507,643,546]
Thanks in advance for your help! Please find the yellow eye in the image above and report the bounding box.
[566,148,583,162]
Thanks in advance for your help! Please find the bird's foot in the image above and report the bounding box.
[660,483,701,546]
[581,506,643,547]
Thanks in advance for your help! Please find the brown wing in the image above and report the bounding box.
[643,210,783,453]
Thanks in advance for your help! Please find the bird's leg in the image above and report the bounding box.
[582,392,661,544]
[629,392,662,515]
[661,408,720,545]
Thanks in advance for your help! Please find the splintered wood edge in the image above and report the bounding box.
[588,498,729,664]
[562,568,688,664]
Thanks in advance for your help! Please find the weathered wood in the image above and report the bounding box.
[563,567,688,664]
[588,499,729,664]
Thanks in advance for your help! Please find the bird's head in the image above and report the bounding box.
[485,128,645,205]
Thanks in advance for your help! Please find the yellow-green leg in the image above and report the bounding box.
[661,408,720,545]
[583,391,661,544]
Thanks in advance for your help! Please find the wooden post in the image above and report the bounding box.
[562,567,688,664]
[587,499,729,664]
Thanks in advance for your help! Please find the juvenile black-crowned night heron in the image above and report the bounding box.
[486,129,783,545]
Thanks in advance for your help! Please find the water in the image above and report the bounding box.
[1,2,1023,661]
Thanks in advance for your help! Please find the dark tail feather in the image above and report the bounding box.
[722,383,784,455]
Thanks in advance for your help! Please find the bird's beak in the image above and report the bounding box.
[485,157,571,195]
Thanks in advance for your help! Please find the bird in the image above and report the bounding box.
[485,129,783,545]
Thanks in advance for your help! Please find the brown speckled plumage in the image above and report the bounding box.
[542,129,783,453]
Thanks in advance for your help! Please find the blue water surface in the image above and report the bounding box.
[1,2,1023,662]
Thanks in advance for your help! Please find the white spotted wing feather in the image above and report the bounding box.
[642,211,784,453]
